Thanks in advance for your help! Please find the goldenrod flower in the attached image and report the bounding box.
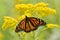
[46,24,59,28]
[2,16,18,31]
[15,2,56,18]
[15,4,27,10]
[35,7,56,17]
[27,4,34,10]
[35,2,48,7]
[15,3,34,14]
[15,4,34,10]
[0,32,3,40]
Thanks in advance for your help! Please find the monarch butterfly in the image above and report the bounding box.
[15,16,46,32]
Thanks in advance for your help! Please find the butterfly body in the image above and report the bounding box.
[15,16,46,32]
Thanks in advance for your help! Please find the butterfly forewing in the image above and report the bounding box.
[19,19,26,29]
[29,17,40,27]
[15,19,26,32]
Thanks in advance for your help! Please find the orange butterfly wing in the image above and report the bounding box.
[25,21,31,32]
[25,17,40,32]
[15,16,46,33]
[19,19,26,29]
[15,18,26,32]
[28,21,35,30]
[29,17,40,27]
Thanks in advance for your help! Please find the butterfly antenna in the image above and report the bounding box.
[25,16,28,21]
[25,16,27,18]
[25,16,28,19]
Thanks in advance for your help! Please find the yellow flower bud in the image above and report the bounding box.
[46,24,59,28]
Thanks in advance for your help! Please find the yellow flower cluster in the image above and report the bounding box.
[15,3,34,15]
[41,24,60,32]
[15,4,34,10]
[15,2,56,17]
[35,2,48,7]
[46,24,59,28]
[2,16,18,31]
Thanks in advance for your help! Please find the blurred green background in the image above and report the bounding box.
[0,0,60,40]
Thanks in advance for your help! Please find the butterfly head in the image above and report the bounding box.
[40,19,46,26]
